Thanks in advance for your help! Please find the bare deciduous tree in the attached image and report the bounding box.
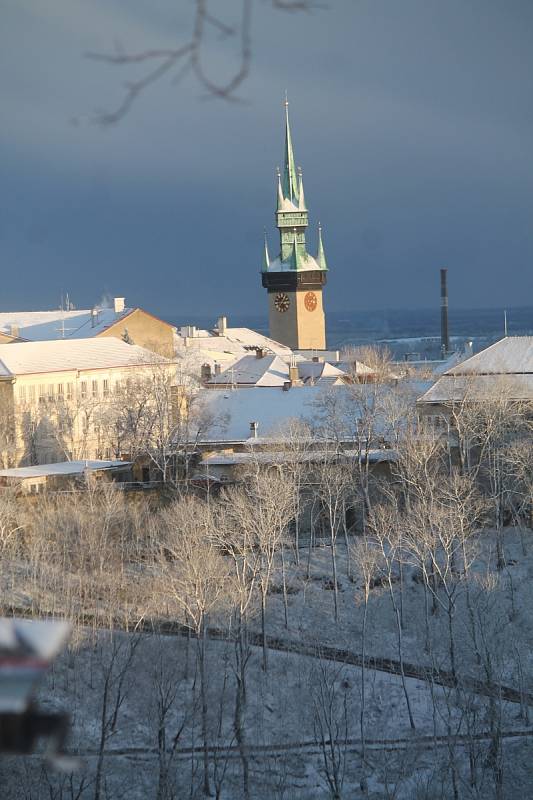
[160,496,230,796]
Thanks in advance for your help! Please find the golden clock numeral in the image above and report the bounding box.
[275,293,290,312]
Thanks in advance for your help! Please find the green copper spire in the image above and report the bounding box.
[262,230,270,272]
[298,167,306,211]
[276,168,283,212]
[317,223,328,270]
[282,96,299,205]
[267,99,327,275]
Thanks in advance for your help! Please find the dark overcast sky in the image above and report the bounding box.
[1,0,533,320]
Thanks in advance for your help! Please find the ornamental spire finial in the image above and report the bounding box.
[298,166,306,211]
[282,93,299,204]
[262,228,270,272]
[317,222,328,271]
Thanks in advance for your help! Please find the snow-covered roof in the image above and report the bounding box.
[418,337,533,405]
[418,374,533,404]
[176,325,293,357]
[0,307,144,341]
[397,350,471,377]
[200,449,397,467]
[277,196,300,213]
[297,361,343,379]
[222,327,293,353]
[207,355,291,387]
[0,339,170,377]
[265,252,322,273]
[446,336,533,375]
[197,386,322,442]
[0,460,131,479]
[206,356,350,388]
[195,381,430,444]
[334,360,377,377]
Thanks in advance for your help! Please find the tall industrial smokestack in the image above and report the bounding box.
[440,268,449,356]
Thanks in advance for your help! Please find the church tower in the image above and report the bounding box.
[261,99,328,351]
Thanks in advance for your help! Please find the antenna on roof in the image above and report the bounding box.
[504,309,508,337]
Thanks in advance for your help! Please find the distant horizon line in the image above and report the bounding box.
[159,304,533,322]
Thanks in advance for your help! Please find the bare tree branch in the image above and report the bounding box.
[86,0,320,125]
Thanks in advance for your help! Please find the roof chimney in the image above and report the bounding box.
[201,363,212,382]
[250,421,259,439]
[217,316,227,336]
[91,308,98,328]
[289,364,299,383]
[10,324,19,339]
[440,268,449,356]
[114,297,125,314]
[214,362,222,376]
[256,348,266,359]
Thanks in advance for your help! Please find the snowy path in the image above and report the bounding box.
[12,605,532,708]
[54,727,533,761]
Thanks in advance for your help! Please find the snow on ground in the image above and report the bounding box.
[3,526,533,797]
[0,626,515,800]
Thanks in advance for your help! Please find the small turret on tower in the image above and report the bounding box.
[317,223,328,271]
[276,168,283,212]
[262,230,270,272]
[298,167,306,211]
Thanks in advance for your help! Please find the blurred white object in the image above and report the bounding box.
[0,618,71,713]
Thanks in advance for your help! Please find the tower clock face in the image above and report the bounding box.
[274,292,290,313]
[304,291,318,312]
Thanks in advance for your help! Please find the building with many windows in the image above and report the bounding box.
[0,338,175,466]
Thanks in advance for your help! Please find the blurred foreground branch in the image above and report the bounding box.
[87,0,319,125]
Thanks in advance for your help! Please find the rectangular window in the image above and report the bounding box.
[80,381,87,400]
[39,384,46,403]
[28,385,36,403]
[103,379,109,398]
[104,447,112,460]
[47,384,54,402]
[92,380,98,399]
[57,383,64,400]
[18,385,26,403]
[66,383,73,401]
[114,380,122,394]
